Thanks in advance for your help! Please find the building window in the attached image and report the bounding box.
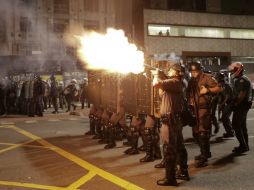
[18,42,41,55]
[0,18,6,42]
[19,0,37,8]
[148,24,254,40]
[20,17,33,33]
[53,19,69,33]
[84,0,99,12]
[84,20,99,31]
[54,0,69,14]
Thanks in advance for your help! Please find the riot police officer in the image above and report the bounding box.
[153,63,189,186]
[80,78,88,109]
[64,79,78,112]
[0,80,6,115]
[187,62,222,168]
[50,75,59,114]
[216,73,234,138]
[33,75,44,117]
[229,62,252,153]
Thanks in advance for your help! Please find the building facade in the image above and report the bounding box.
[0,0,133,73]
[144,9,254,79]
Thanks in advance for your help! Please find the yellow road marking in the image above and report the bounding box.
[0,139,34,154]
[67,171,96,189]
[0,125,12,128]
[0,142,52,149]
[0,180,72,190]
[9,125,145,190]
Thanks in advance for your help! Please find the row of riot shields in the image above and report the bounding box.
[87,60,172,117]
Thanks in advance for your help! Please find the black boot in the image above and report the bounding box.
[194,152,211,160]
[86,117,96,135]
[98,124,106,143]
[194,156,208,168]
[99,125,109,144]
[128,132,139,155]
[93,119,102,139]
[104,123,116,149]
[155,144,166,168]
[154,130,162,160]
[138,128,146,151]
[140,130,154,162]
[176,169,190,181]
[157,156,177,186]
[155,159,165,168]
[195,134,210,168]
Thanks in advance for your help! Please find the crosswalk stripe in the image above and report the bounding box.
[25,120,38,124]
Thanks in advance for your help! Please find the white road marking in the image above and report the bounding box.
[69,118,79,121]
[0,121,14,125]
[48,119,60,122]
[25,120,38,124]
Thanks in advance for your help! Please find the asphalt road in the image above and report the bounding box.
[0,108,254,190]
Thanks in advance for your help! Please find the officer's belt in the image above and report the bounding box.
[161,112,181,124]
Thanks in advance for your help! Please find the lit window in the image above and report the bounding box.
[230,29,254,39]
[148,24,254,40]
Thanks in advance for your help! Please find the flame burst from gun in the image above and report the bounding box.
[76,28,144,74]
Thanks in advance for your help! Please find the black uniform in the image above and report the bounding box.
[232,75,252,152]
[64,83,77,112]
[6,82,17,114]
[80,82,87,109]
[0,83,6,115]
[33,77,45,116]
[50,78,59,113]
[220,82,234,137]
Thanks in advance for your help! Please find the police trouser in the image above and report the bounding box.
[192,108,211,159]
[51,96,58,112]
[6,97,16,114]
[143,127,161,159]
[80,97,86,109]
[130,125,140,150]
[232,105,250,148]
[93,118,102,139]
[59,95,65,109]
[0,98,6,115]
[89,116,96,135]
[106,122,116,146]
[221,104,233,135]
[43,96,48,109]
[211,101,219,130]
[35,96,43,116]
[66,95,75,111]
[28,98,35,116]
[161,114,188,178]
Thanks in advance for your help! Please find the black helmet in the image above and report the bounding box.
[189,62,201,72]
[216,72,225,82]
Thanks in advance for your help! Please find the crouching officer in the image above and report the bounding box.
[139,115,161,162]
[124,116,143,155]
[153,64,189,186]
[187,62,222,168]
[86,105,97,135]
[229,62,252,153]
